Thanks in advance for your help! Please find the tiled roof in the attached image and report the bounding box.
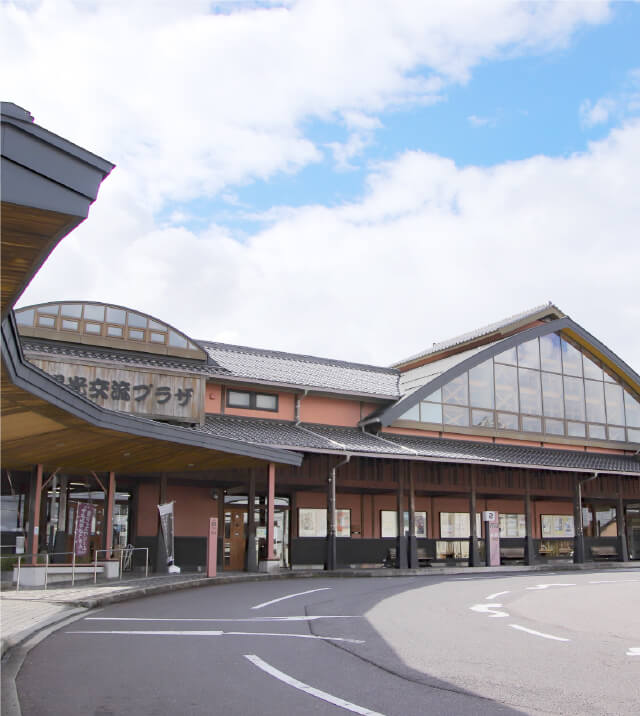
[200,341,400,397]
[21,337,400,398]
[21,339,221,375]
[392,303,564,368]
[195,416,640,474]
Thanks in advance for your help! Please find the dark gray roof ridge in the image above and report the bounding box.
[200,339,399,375]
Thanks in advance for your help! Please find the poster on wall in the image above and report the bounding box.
[381,511,428,537]
[73,502,95,556]
[298,508,351,537]
[440,512,482,538]
[541,514,575,538]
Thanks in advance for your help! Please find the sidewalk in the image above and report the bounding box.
[2,561,639,659]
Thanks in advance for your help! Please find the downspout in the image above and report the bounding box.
[294,389,308,425]
[327,454,351,571]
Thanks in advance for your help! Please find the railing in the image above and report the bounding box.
[14,547,149,591]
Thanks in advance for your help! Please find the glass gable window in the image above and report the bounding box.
[396,332,640,444]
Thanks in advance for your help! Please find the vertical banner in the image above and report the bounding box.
[157,501,175,566]
[483,511,500,566]
[74,502,96,557]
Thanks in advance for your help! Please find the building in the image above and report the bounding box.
[2,104,639,574]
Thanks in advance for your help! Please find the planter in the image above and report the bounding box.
[258,559,280,574]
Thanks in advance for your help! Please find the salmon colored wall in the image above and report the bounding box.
[205,383,222,413]
[361,402,382,420]
[167,485,217,537]
[205,382,296,420]
[300,395,362,426]
[136,482,159,537]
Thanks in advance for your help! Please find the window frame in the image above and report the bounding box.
[226,389,279,412]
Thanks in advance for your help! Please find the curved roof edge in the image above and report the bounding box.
[16,300,211,362]
[2,313,302,467]
[365,317,640,428]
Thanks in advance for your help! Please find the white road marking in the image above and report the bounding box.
[626,647,640,657]
[67,629,364,644]
[509,624,569,642]
[526,583,576,590]
[470,603,509,618]
[85,616,359,623]
[251,587,332,609]
[244,654,386,716]
[454,577,473,580]
[485,591,510,600]
[588,580,617,584]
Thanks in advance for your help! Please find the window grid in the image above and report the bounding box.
[401,333,640,444]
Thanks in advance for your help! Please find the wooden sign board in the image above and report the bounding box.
[30,358,204,424]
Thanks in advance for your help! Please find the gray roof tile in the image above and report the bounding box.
[200,341,399,397]
[194,416,640,474]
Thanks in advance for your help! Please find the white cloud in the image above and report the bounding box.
[1,0,610,207]
[21,120,640,373]
[7,1,637,371]
[580,67,640,128]
[467,114,495,128]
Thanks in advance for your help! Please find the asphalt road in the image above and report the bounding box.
[16,569,640,716]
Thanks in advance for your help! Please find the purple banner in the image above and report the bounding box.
[74,502,95,557]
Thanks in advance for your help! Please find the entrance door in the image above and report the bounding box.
[224,508,246,571]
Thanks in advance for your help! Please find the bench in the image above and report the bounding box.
[500,547,524,562]
[385,547,432,567]
[590,545,618,560]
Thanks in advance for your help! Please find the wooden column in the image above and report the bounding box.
[469,471,479,567]
[104,472,116,556]
[267,463,276,561]
[327,466,337,571]
[408,463,418,569]
[524,472,535,565]
[217,487,225,568]
[396,463,408,569]
[246,470,258,572]
[617,476,629,562]
[573,476,585,564]
[27,464,43,562]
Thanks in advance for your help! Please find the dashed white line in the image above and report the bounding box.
[626,647,640,657]
[509,624,569,642]
[67,629,364,644]
[588,580,617,584]
[251,587,332,609]
[470,603,509,618]
[485,591,510,600]
[244,654,386,715]
[85,616,359,623]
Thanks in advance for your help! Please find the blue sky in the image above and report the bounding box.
[160,2,640,237]
[4,0,640,368]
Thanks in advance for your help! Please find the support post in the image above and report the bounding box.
[267,463,276,561]
[246,470,258,572]
[155,474,168,573]
[469,471,480,567]
[27,465,43,563]
[573,476,585,564]
[524,473,535,565]
[217,487,225,568]
[326,467,337,571]
[617,476,629,562]
[104,472,116,556]
[396,464,408,569]
[47,473,58,552]
[408,463,418,569]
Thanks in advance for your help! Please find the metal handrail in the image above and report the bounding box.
[15,547,149,590]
